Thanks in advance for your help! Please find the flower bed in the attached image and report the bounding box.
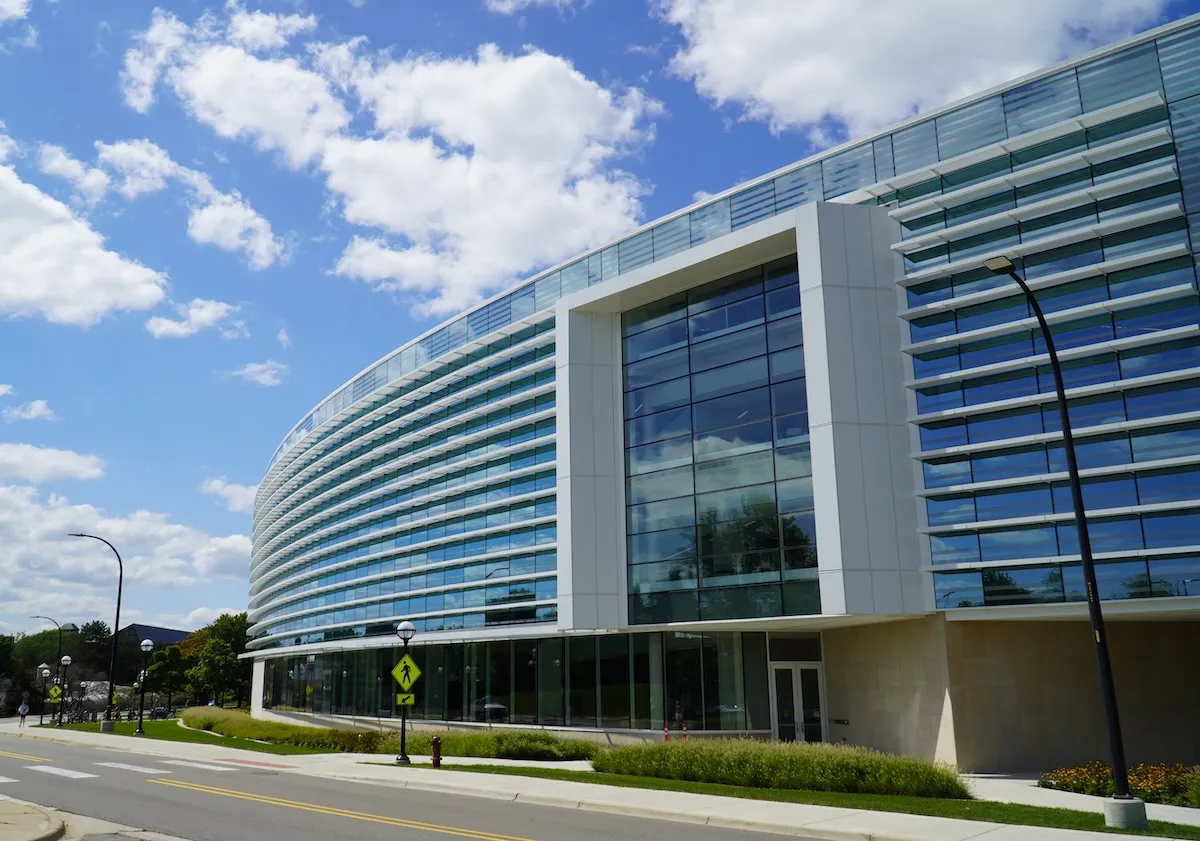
[1038,761,1200,807]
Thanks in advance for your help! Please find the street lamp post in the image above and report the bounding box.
[68,533,124,728]
[395,620,416,766]
[983,255,1145,830]
[136,639,154,735]
[58,655,72,727]
[37,665,50,726]
[31,616,78,689]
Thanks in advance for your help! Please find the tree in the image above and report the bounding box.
[0,634,14,679]
[147,645,190,713]
[80,620,112,673]
[181,612,251,707]
[187,638,239,705]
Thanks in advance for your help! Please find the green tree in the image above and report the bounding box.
[0,634,15,679]
[187,638,239,705]
[79,620,112,673]
[147,645,190,713]
[182,612,251,706]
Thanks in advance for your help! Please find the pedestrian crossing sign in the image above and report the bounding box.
[396,693,415,706]
[391,654,421,692]
[47,685,62,701]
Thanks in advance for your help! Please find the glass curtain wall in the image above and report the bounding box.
[264,630,788,732]
[621,256,820,624]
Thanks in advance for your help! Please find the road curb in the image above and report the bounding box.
[0,798,67,841]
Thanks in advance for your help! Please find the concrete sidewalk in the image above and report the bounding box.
[0,798,64,841]
[965,776,1200,828]
[2,723,1195,841]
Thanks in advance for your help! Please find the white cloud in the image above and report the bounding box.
[145,298,241,338]
[657,0,1173,138]
[2,399,58,422]
[220,319,250,339]
[0,0,30,24]
[199,476,258,512]
[0,384,12,397]
[179,606,242,629]
[6,23,36,49]
[229,359,286,386]
[0,443,104,482]
[38,144,112,205]
[122,9,660,316]
[0,126,16,162]
[0,485,251,625]
[96,138,285,269]
[276,327,291,348]
[0,149,167,326]
[486,0,574,13]
[120,8,190,113]
[226,1,316,51]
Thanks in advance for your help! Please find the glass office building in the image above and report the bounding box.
[250,16,1200,772]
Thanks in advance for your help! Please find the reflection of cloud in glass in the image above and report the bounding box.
[627,438,693,475]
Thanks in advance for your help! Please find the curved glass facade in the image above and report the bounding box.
[252,17,1200,656]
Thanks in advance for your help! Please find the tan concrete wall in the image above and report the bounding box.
[944,619,1200,772]
[821,615,959,765]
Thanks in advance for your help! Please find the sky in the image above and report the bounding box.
[2,0,1199,638]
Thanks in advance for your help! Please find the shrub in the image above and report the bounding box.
[590,739,968,799]
[380,730,598,761]
[1039,761,1200,806]
[180,707,383,753]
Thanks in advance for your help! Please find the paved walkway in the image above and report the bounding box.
[0,797,63,841]
[1,722,1195,841]
[965,775,1200,828]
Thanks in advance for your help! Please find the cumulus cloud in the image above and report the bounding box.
[0,443,104,482]
[0,484,250,624]
[145,298,242,339]
[276,327,291,348]
[37,145,111,205]
[2,399,58,422]
[657,0,1173,138]
[121,7,660,316]
[486,0,575,13]
[96,138,285,269]
[229,359,286,386]
[179,606,244,629]
[0,0,31,24]
[226,1,316,51]
[0,384,12,397]
[200,476,258,512]
[0,142,167,326]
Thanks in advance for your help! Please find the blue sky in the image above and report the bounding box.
[2,0,1198,635]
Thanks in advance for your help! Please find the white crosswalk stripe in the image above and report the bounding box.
[95,762,170,774]
[0,776,18,784]
[160,760,236,772]
[25,766,97,779]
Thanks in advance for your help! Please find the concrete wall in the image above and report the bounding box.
[822,615,958,764]
[823,615,1200,773]
[944,618,1200,772]
[795,202,926,617]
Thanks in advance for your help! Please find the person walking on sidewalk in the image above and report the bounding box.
[17,702,29,727]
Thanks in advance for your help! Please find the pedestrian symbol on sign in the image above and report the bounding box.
[391,654,421,692]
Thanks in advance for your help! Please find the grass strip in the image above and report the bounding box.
[440,765,1200,839]
[46,720,327,755]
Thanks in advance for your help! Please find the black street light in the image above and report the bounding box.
[395,620,416,766]
[37,665,50,726]
[68,533,124,727]
[136,639,154,735]
[58,655,72,727]
[983,255,1145,829]
[31,616,78,690]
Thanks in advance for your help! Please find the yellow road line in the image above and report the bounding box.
[148,779,537,841]
[0,749,52,763]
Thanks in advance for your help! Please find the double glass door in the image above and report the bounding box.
[769,662,824,743]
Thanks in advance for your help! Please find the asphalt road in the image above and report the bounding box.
[0,733,789,841]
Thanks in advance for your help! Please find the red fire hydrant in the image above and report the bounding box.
[431,735,442,768]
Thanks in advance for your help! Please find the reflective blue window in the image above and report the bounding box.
[1002,70,1082,136]
[921,419,967,450]
[930,533,980,564]
[979,525,1058,561]
[1077,43,1163,112]
[1159,25,1200,102]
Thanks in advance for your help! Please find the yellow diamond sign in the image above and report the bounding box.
[47,685,62,701]
[391,654,421,692]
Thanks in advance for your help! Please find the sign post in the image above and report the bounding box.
[391,621,419,766]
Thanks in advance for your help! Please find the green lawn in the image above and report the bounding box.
[439,765,1200,839]
[45,720,327,756]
